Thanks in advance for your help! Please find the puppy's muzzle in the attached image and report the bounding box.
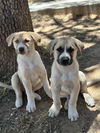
[58,56,72,66]
[18,47,25,54]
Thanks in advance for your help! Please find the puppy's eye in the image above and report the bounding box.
[15,39,19,43]
[67,47,74,52]
[56,47,64,52]
[24,39,30,43]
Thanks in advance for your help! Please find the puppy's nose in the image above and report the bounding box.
[19,47,24,53]
[62,57,69,62]
[61,57,70,65]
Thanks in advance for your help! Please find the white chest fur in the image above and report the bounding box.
[60,72,75,95]
[56,61,79,95]
[17,51,42,87]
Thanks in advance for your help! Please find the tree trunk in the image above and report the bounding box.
[0,0,33,81]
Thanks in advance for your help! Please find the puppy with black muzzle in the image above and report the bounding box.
[6,31,51,112]
[48,37,96,121]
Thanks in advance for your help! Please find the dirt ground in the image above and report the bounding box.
[0,13,100,133]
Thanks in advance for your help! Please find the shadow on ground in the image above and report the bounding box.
[0,14,100,133]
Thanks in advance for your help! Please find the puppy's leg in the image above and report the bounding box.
[33,79,43,92]
[79,71,95,106]
[49,80,61,117]
[68,83,80,121]
[37,66,52,98]
[60,86,70,110]
[64,95,70,110]
[42,73,52,98]
[11,72,23,108]
[49,90,61,117]
[22,79,36,112]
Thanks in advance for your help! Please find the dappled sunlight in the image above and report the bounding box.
[85,64,100,75]
[31,13,100,104]
[84,64,100,100]
[31,13,100,74]
[88,84,100,101]
[32,13,100,46]
[0,0,100,133]
[87,114,100,133]
[1,3,98,131]
[31,12,100,111]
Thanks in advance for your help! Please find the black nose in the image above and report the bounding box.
[19,47,24,53]
[61,57,70,65]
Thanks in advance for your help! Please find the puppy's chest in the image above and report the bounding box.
[61,73,75,88]
[19,62,39,80]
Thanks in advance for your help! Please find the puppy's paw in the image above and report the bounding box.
[49,104,60,117]
[15,98,23,108]
[83,93,95,107]
[26,101,36,112]
[68,107,79,121]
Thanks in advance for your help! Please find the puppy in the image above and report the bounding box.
[48,37,96,121]
[6,31,51,112]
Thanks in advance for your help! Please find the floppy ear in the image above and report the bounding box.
[6,33,16,47]
[47,38,58,55]
[28,32,41,44]
[71,37,84,53]
[72,37,84,52]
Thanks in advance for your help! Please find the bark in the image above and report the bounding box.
[0,0,33,81]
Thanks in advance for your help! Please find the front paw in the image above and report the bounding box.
[49,104,60,117]
[26,101,36,112]
[15,98,23,108]
[68,107,79,121]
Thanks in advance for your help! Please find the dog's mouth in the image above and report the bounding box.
[19,51,25,55]
[57,57,73,66]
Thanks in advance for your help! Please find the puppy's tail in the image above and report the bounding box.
[0,82,12,89]
[87,78,100,87]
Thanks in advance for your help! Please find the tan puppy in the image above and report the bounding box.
[48,37,96,121]
[6,31,51,112]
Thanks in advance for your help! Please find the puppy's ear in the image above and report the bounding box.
[47,39,58,55]
[6,33,16,47]
[29,32,41,45]
[71,37,84,52]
